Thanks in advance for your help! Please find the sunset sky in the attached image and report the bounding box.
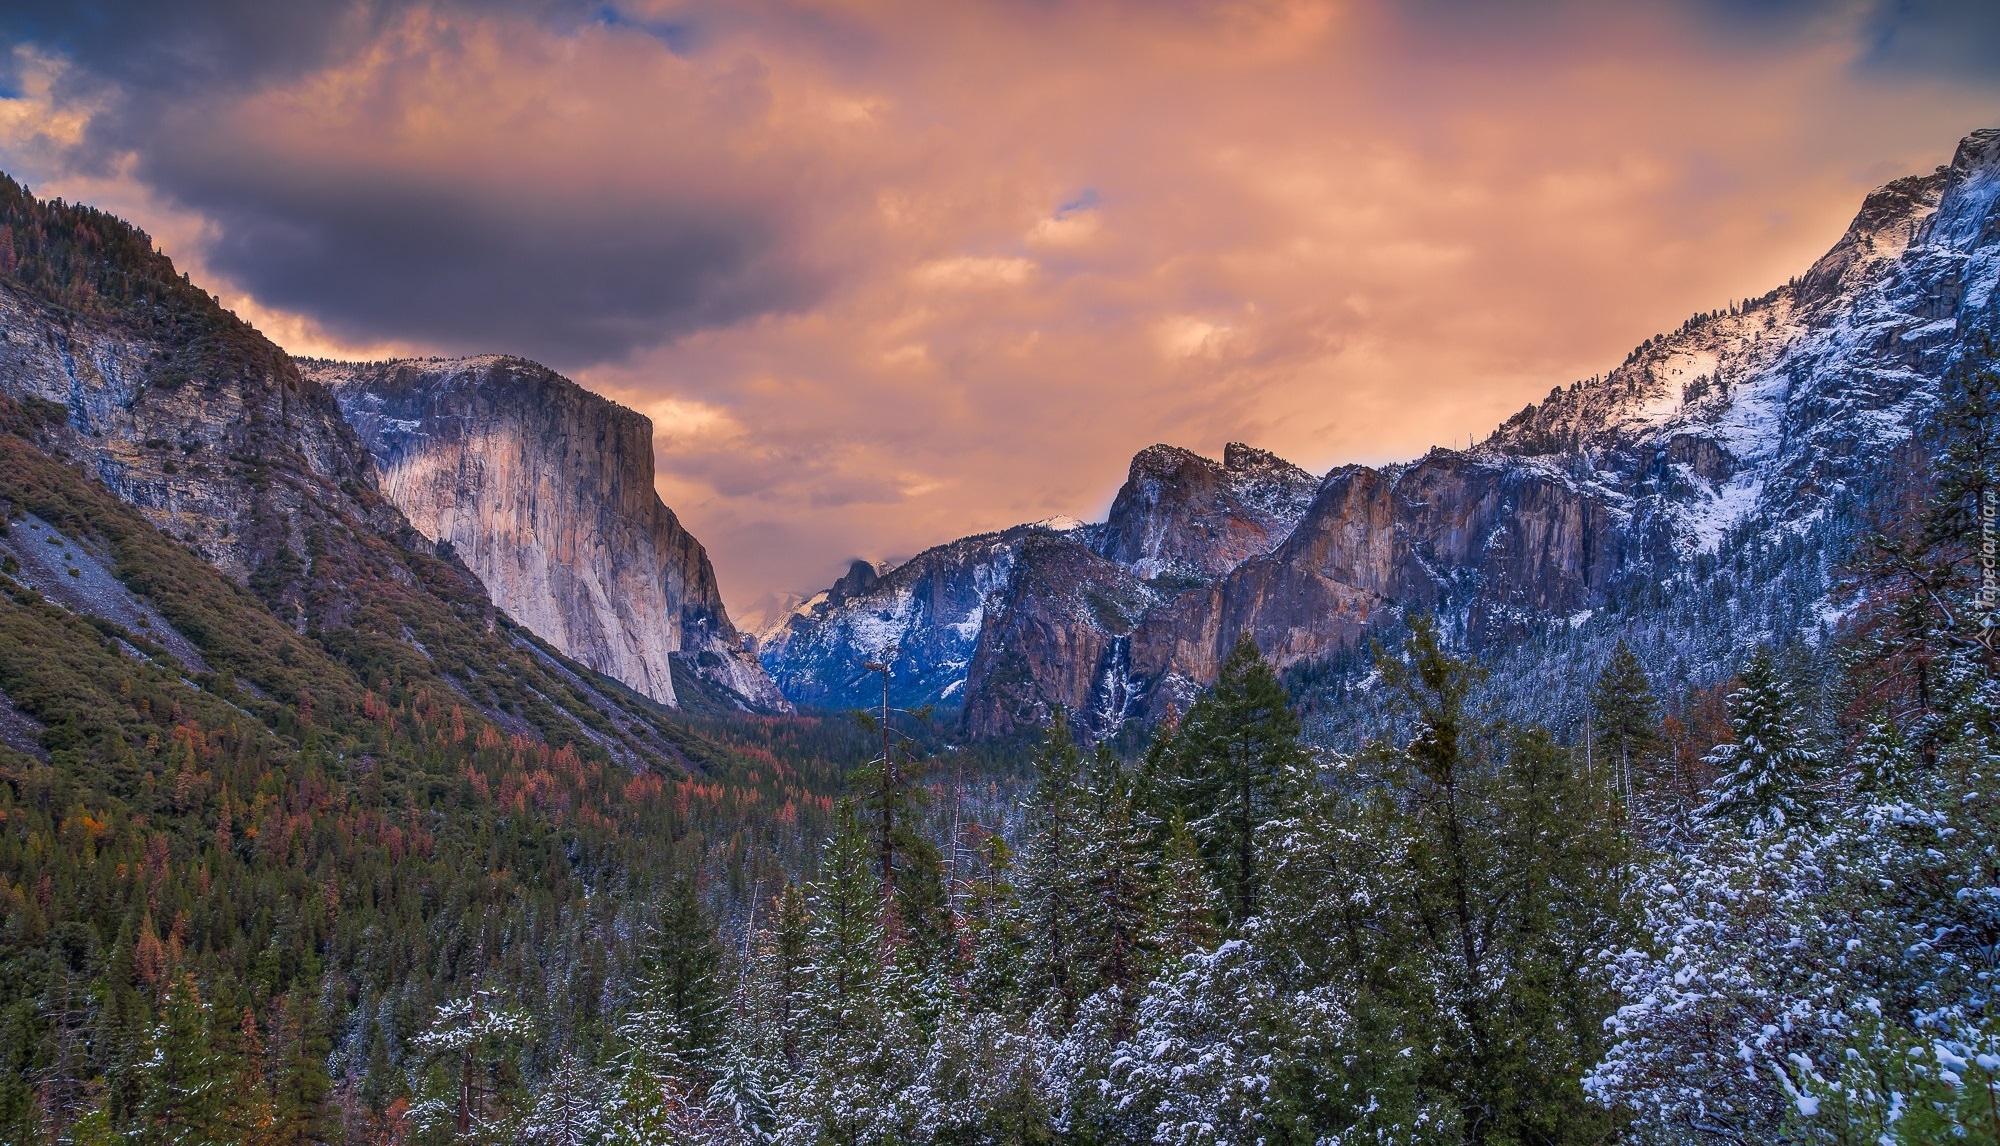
[2,0,1997,624]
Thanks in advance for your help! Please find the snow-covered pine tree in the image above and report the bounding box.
[408,989,535,1142]
[520,1051,608,1146]
[1696,648,1824,834]
[706,1044,775,1144]
[763,882,810,1071]
[1075,745,1154,1035]
[1147,813,1218,975]
[641,875,728,1069]
[776,800,892,1144]
[961,833,1027,1018]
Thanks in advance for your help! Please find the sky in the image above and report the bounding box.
[1,0,1997,627]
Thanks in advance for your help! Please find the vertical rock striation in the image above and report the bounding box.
[307,355,783,710]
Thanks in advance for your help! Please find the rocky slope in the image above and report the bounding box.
[304,355,783,711]
[0,173,734,769]
[757,522,1074,712]
[766,128,2000,740]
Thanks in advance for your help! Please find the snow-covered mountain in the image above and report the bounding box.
[759,441,1321,731]
[764,127,2000,740]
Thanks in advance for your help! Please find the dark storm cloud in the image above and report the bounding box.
[149,153,816,366]
[0,0,385,98]
[0,0,825,367]
[1387,0,2000,83]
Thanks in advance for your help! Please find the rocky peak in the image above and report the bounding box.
[1925,126,2000,252]
[306,354,784,711]
[1095,441,1318,582]
[1223,441,1292,474]
[827,559,882,608]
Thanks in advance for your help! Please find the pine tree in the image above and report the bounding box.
[1148,812,1219,975]
[642,875,727,1068]
[409,989,534,1142]
[268,986,335,1144]
[1075,748,1154,1031]
[608,997,709,1145]
[1157,634,1305,929]
[962,833,1026,1018]
[1591,638,1661,812]
[520,1052,607,1146]
[1697,649,1824,835]
[785,801,891,1145]
[764,882,811,1071]
[852,688,935,950]
[133,975,233,1146]
[707,1044,775,1143]
[1016,712,1090,1026]
[804,800,882,1034]
[1347,618,1632,1145]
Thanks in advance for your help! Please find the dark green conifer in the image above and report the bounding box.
[1157,634,1306,929]
[642,876,728,1067]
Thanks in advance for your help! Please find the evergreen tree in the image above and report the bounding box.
[852,694,935,950]
[642,875,728,1067]
[764,882,811,1071]
[409,990,533,1143]
[707,1044,775,1144]
[962,834,1027,1018]
[607,997,713,1145]
[1148,813,1219,975]
[1016,713,1090,1027]
[133,976,234,1146]
[1075,748,1155,1031]
[780,799,891,1144]
[520,1052,607,1146]
[1157,634,1305,929]
[267,986,335,1145]
[1697,649,1824,835]
[1591,638,1662,811]
[1356,618,1631,1144]
[804,800,882,1033]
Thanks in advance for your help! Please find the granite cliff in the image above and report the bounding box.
[305,355,784,711]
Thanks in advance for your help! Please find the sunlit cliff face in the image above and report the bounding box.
[2,0,1996,619]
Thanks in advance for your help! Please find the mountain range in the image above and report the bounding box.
[1,129,1993,749]
[756,127,2000,740]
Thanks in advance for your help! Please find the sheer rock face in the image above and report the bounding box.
[961,533,1160,738]
[1094,442,1319,582]
[772,129,2000,740]
[307,355,783,710]
[1125,454,1632,720]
